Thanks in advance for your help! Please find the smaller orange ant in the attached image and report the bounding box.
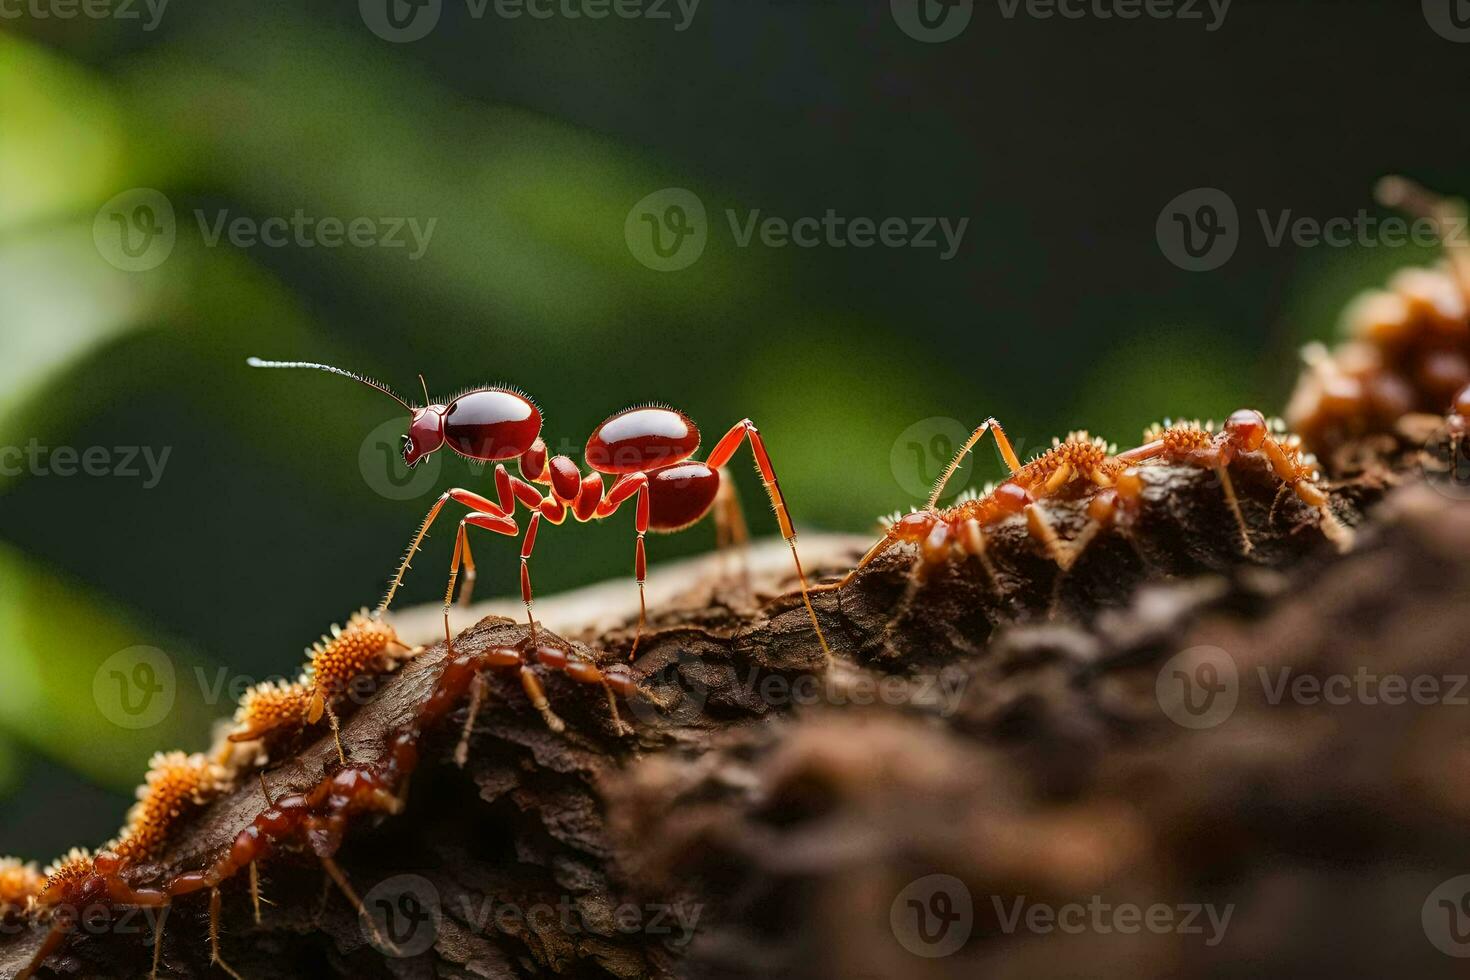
[815,409,1350,619]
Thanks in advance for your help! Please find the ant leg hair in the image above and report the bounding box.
[926,418,1023,509]
[379,489,511,615]
[209,888,245,980]
[442,513,518,650]
[706,419,834,665]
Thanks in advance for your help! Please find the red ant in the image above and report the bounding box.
[248,359,833,669]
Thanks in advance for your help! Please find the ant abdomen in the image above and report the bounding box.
[647,462,721,531]
[586,406,701,474]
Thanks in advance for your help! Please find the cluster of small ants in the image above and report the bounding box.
[3,180,1469,978]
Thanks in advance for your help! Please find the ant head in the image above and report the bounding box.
[1224,409,1268,452]
[404,405,447,467]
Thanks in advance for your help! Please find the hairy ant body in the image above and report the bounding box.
[248,359,832,676]
[815,409,1349,645]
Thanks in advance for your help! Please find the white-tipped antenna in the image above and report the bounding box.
[246,357,414,412]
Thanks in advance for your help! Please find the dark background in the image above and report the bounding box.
[0,0,1462,858]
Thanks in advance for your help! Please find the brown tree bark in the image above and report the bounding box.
[5,428,1469,979]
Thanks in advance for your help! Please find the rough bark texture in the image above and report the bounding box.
[5,431,1470,978]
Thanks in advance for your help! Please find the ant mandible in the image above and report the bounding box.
[248,358,833,663]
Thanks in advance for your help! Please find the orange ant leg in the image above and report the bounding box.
[878,519,954,653]
[520,660,566,733]
[707,419,833,664]
[17,918,69,980]
[209,887,245,980]
[456,529,478,607]
[518,512,543,644]
[380,489,512,615]
[593,474,652,659]
[712,470,752,592]
[150,904,169,979]
[630,482,651,659]
[455,673,486,767]
[441,512,518,649]
[926,417,1023,508]
[320,856,399,957]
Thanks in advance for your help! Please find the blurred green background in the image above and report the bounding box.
[0,0,1462,860]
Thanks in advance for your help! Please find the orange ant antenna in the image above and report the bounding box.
[419,373,431,405]
[246,357,416,412]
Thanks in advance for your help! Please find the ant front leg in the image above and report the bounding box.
[380,489,510,615]
[706,419,833,663]
[927,417,1024,508]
